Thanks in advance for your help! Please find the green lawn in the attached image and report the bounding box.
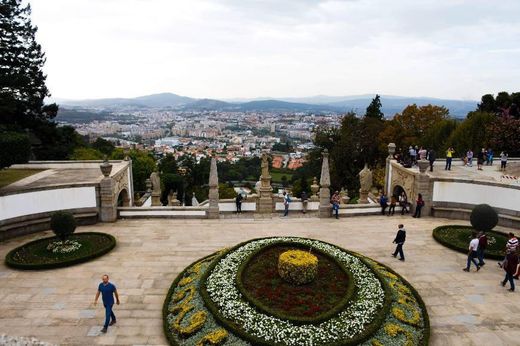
[0,169,44,188]
[270,171,294,183]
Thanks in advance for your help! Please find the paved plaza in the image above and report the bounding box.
[0,216,519,345]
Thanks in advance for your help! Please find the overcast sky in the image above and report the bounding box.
[29,0,520,101]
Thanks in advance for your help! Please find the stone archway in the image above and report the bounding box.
[117,188,130,207]
[388,162,416,201]
[392,185,406,198]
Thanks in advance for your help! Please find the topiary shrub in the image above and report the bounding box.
[470,204,498,232]
[0,131,31,169]
[50,211,77,240]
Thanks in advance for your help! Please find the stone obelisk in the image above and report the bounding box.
[257,152,273,214]
[319,149,331,218]
[207,156,220,219]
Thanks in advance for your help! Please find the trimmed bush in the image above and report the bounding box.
[50,211,77,240]
[470,204,498,232]
[0,131,31,169]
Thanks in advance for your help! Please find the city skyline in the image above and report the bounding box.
[30,0,520,101]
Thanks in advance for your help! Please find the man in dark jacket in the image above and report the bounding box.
[477,231,488,266]
[392,224,406,261]
[428,149,436,172]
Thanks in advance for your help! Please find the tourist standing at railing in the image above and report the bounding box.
[412,193,424,218]
[418,147,427,161]
[399,192,408,215]
[409,146,417,166]
[466,149,473,167]
[487,148,494,165]
[282,191,290,217]
[500,151,508,172]
[388,195,397,216]
[301,191,308,214]
[235,193,243,214]
[445,147,455,170]
[331,191,340,219]
[380,193,388,215]
[477,148,485,170]
[428,149,436,172]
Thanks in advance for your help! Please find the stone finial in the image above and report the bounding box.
[145,178,152,193]
[418,159,429,174]
[100,157,112,177]
[319,149,330,187]
[310,177,320,200]
[340,188,350,204]
[209,156,218,188]
[388,143,396,159]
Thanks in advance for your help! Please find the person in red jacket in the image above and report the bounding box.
[477,231,488,266]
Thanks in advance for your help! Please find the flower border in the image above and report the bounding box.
[200,237,390,346]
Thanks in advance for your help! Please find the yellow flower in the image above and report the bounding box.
[196,328,228,346]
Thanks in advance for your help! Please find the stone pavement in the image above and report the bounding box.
[0,216,519,345]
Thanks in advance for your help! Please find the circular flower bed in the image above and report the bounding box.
[5,232,116,270]
[432,225,508,260]
[163,237,429,346]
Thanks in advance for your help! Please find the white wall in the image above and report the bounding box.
[0,187,97,221]
[433,181,520,212]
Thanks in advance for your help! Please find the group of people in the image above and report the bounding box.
[379,192,424,218]
[396,145,509,173]
[463,148,508,171]
[465,231,519,292]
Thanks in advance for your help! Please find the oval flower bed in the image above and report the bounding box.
[163,237,429,346]
[432,225,508,260]
[5,232,116,270]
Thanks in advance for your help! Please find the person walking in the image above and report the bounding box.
[428,149,436,172]
[399,192,408,215]
[388,195,397,216]
[392,224,406,261]
[501,252,518,292]
[282,191,290,217]
[412,193,424,218]
[445,147,455,170]
[499,233,518,268]
[331,190,340,219]
[301,191,308,214]
[477,231,488,266]
[94,274,120,333]
[463,232,481,272]
[500,151,508,172]
[466,149,473,167]
[380,193,388,215]
[235,193,243,214]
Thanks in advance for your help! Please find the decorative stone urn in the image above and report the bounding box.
[278,250,318,285]
[100,158,112,177]
[310,177,320,201]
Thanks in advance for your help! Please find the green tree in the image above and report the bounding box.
[447,111,495,154]
[91,138,115,156]
[365,94,384,120]
[112,149,156,193]
[70,147,103,160]
[477,94,496,113]
[487,115,520,156]
[158,153,178,174]
[0,131,31,168]
[0,0,58,127]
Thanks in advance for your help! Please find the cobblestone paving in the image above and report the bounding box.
[0,216,519,345]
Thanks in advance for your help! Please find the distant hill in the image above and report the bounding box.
[60,92,195,109]
[58,92,478,118]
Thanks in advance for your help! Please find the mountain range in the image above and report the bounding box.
[58,92,478,118]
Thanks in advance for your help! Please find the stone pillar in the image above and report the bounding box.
[415,159,433,216]
[384,143,396,196]
[207,156,220,219]
[257,152,273,214]
[319,149,331,218]
[99,160,117,222]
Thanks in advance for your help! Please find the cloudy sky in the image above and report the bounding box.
[29,0,520,101]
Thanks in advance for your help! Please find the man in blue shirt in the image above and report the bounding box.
[94,274,120,333]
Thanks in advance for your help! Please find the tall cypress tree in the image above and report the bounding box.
[0,0,58,128]
[365,94,384,120]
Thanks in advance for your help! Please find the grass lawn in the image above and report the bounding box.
[0,169,44,188]
[270,171,294,183]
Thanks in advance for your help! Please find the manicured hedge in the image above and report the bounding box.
[5,232,116,270]
[432,225,507,260]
